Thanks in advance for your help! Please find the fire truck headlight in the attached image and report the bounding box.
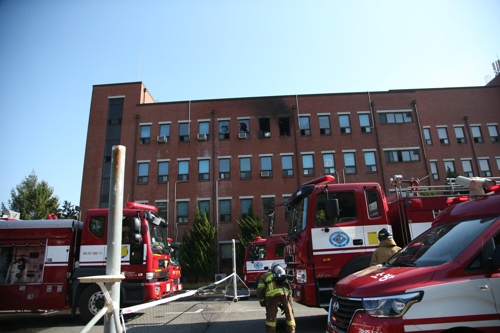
[296,269,307,283]
[362,292,422,317]
[146,272,154,280]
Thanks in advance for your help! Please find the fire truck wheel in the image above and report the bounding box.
[79,284,105,324]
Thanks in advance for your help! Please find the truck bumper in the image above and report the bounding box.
[327,312,404,333]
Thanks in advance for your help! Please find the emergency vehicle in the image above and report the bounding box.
[328,178,500,333]
[0,202,182,323]
[284,175,460,309]
[243,234,286,289]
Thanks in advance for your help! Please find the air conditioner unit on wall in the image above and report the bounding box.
[238,132,247,139]
[157,135,168,143]
[261,171,270,177]
[215,273,226,281]
[198,133,207,141]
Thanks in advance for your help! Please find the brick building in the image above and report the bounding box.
[80,80,500,271]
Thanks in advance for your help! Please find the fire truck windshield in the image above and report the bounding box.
[288,196,309,236]
[149,222,168,254]
[388,217,496,267]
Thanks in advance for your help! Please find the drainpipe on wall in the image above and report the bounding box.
[292,103,301,188]
[131,114,140,201]
[211,110,217,226]
[369,95,388,194]
[412,100,432,186]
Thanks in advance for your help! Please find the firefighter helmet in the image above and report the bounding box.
[378,228,393,241]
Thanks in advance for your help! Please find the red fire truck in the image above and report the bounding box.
[0,202,182,323]
[243,234,287,289]
[284,175,455,309]
[328,179,500,333]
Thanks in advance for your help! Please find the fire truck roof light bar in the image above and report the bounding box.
[125,202,158,214]
[301,175,335,186]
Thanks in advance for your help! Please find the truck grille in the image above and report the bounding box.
[328,293,363,333]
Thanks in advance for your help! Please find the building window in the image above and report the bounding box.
[462,160,473,177]
[299,116,311,136]
[156,201,168,221]
[219,158,230,179]
[454,126,466,144]
[240,198,252,219]
[496,157,500,171]
[198,159,210,181]
[423,128,432,145]
[359,114,371,133]
[179,123,190,142]
[318,115,331,135]
[198,199,210,217]
[158,161,169,182]
[198,121,209,141]
[281,155,293,177]
[262,197,274,219]
[140,125,151,144]
[339,115,351,134]
[364,151,377,172]
[471,125,483,143]
[343,152,357,174]
[479,159,491,177]
[379,111,413,124]
[437,127,449,144]
[138,162,149,183]
[322,153,335,174]
[238,119,250,138]
[385,149,420,162]
[218,120,230,140]
[178,160,189,181]
[159,123,171,143]
[220,243,233,268]
[430,161,439,180]
[240,157,251,179]
[219,199,231,222]
[279,117,290,137]
[488,124,499,142]
[260,156,273,177]
[259,118,271,138]
[302,154,314,176]
[444,160,455,174]
[177,201,188,223]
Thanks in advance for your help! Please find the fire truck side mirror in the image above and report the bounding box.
[131,233,143,244]
[132,217,141,233]
[490,246,500,270]
[325,199,340,221]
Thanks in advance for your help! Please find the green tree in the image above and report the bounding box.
[236,204,264,269]
[7,171,59,220]
[179,206,218,282]
[61,200,79,219]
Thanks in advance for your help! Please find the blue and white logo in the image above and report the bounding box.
[329,231,350,248]
[254,262,264,269]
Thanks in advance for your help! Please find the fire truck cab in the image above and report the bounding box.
[328,184,500,333]
[243,234,286,289]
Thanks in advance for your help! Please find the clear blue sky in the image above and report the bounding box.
[1,0,499,211]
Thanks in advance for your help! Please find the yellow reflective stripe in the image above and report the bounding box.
[257,283,266,288]
[286,320,295,326]
[266,321,276,327]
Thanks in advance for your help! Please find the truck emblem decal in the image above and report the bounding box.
[254,262,263,269]
[329,231,350,248]
[332,301,340,312]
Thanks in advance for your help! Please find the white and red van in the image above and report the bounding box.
[328,188,500,333]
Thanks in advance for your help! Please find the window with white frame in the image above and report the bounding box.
[488,124,499,142]
[437,127,449,144]
[339,114,351,134]
[219,199,231,222]
[178,160,189,181]
[240,157,251,179]
[323,153,335,174]
[240,198,253,219]
[479,159,491,177]
[423,128,432,145]
[359,113,371,133]
[198,199,210,217]
[138,162,149,183]
[461,159,473,177]
[177,201,189,223]
[218,120,230,140]
[379,111,413,124]
[179,122,190,142]
[262,197,274,220]
[159,123,171,142]
[364,151,377,172]
[219,158,230,180]
[140,124,151,144]
[496,157,500,171]
[454,126,466,144]
[156,201,168,221]
[238,118,250,138]
[198,121,210,141]
[430,161,439,180]
[444,160,455,174]
[158,161,169,182]
[302,154,315,176]
[343,152,357,174]
[198,159,210,181]
[471,125,483,143]
[260,156,273,177]
[299,116,311,136]
[319,115,331,135]
[281,155,293,177]
[385,149,420,162]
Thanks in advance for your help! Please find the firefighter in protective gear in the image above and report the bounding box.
[371,228,401,265]
[256,262,296,333]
